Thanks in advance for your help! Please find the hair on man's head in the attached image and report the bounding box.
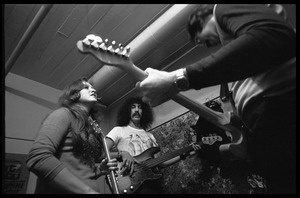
[187,4,215,42]
[117,96,154,130]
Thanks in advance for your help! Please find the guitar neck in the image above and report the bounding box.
[77,37,246,160]
[77,39,230,129]
[124,62,231,129]
[142,143,197,168]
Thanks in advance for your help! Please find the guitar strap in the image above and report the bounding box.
[220,83,230,102]
[219,83,237,115]
[220,83,252,136]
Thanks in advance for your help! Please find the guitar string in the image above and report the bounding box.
[90,118,220,173]
[130,136,219,172]
[130,145,197,172]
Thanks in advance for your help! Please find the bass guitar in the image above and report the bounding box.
[107,135,222,194]
[76,34,247,159]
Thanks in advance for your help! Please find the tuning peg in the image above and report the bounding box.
[82,34,96,46]
[91,36,103,49]
[121,46,130,58]
[99,39,109,51]
[119,45,124,55]
[107,40,116,53]
[114,43,123,55]
[125,46,130,57]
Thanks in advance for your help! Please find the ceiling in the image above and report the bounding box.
[4,4,216,108]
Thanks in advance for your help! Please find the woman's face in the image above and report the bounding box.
[78,81,97,103]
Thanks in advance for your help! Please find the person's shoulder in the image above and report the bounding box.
[215,4,240,12]
[40,107,72,126]
[48,107,72,119]
[113,126,125,131]
[52,107,70,115]
[109,126,123,132]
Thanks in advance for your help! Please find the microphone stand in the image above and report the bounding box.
[99,131,120,194]
[90,115,119,194]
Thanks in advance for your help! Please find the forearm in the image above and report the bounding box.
[186,7,295,90]
[186,34,271,89]
[49,168,99,194]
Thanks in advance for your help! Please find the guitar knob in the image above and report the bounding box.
[123,189,127,194]
[130,186,134,190]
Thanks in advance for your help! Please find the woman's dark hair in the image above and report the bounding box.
[117,96,154,130]
[58,77,104,168]
[187,4,215,42]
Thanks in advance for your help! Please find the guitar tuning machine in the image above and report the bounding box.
[113,43,130,58]
[114,43,123,55]
[120,46,130,58]
[82,34,96,46]
[107,40,116,53]
[124,46,130,58]
[91,36,103,49]
[99,39,109,51]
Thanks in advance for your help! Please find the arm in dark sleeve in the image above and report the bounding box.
[186,4,296,90]
[26,108,71,181]
[26,108,100,193]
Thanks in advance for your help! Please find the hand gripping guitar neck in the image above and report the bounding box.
[77,35,247,160]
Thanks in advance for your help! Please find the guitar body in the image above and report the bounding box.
[116,164,162,194]
[108,135,222,194]
[112,147,162,194]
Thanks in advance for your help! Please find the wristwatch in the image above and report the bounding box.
[174,68,189,91]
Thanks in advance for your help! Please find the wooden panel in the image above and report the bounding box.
[10,5,75,76]
[4,4,40,62]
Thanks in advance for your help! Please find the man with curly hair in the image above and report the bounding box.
[105,96,198,194]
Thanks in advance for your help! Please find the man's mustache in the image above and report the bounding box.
[132,113,140,117]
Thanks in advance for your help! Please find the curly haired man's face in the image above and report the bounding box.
[130,103,142,124]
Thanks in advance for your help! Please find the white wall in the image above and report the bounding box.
[5,73,61,194]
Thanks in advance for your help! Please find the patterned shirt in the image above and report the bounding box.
[106,125,158,157]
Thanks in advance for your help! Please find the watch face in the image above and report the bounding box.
[177,78,189,90]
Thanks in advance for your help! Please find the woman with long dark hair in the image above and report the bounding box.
[27,77,118,194]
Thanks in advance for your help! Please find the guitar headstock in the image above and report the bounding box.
[202,135,223,145]
[77,34,133,69]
